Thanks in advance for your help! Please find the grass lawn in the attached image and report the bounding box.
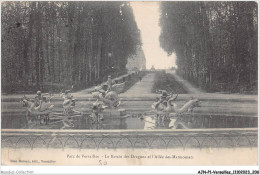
[152,71,188,94]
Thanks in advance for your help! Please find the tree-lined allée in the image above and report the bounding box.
[2,2,141,93]
[160,1,257,93]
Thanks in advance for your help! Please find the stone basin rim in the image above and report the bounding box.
[1,127,258,134]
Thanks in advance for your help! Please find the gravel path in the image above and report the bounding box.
[121,73,155,97]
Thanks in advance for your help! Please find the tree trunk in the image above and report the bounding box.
[88,18,93,83]
[23,2,36,87]
[57,20,62,83]
[97,37,102,79]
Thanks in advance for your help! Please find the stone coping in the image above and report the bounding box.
[2,127,257,135]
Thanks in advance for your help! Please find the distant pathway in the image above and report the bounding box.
[121,71,203,97]
[121,73,155,97]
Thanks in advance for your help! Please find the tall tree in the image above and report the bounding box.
[160,1,257,92]
[1,1,141,93]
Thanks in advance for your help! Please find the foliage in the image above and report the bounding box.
[1,2,141,93]
[160,2,257,93]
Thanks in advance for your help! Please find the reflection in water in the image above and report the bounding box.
[143,115,188,129]
[143,116,155,129]
[1,113,258,130]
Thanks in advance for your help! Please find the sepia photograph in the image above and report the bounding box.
[1,0,259,173]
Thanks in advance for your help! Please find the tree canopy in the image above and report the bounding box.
[2,1,141,93]
[160,1,257,93]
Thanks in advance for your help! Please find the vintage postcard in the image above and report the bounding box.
[1,0,259,173]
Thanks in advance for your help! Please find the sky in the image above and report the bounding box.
[130,1,176,69]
